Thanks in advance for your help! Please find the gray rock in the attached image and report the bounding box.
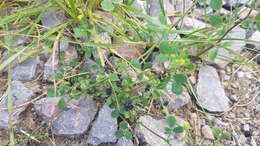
[41,9,66,28]
[135,115,185,146]
[225,0,249,7]
[229,94,238,103]
[0,81,33,129]
[237,71,245,78]
[243,124,250,137]
[197,66,230,112]
[34,97,97,136]
[215,26,246,68]
[43,40,77,80]
[238,134,248,145]
[151,52,165,73]
[116,138,134,146]
[180,17,208,30]
[132,0,146,15]
[149,0,193,17]
[248,31,260,51]
[12,56,37,81]
[201,125,214,140]
[92,32,111,60]
[164,82,191,111]
[87,105,117,145]
[250,137,257,146]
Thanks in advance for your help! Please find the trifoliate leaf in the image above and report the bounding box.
[173,74,187,84]
[101,0,114,11]
[208,49,218,62]
[173,126,184,133]
[58,98,66,109]
[208,14,223,26]
[47,88,56,97]
[119,121,128,129]
[115,130,124,138]
[131,59,141,69]
[255,12,260,31]
[111,110,120,118]
[172,83,183,95]
[166,116,176,127]
[112,0,123,4]
[109,74,119,81]
[210,0,222,10]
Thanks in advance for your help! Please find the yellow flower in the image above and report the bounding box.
[77,14,84,20]
[177,59,186,65]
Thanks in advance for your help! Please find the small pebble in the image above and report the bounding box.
[201,125,215,140]
[250,137,257,146]
[243,124,251,137]
[237,71,245,78]
[229,95,238,102]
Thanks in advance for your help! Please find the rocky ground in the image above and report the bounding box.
[0,0,260,146]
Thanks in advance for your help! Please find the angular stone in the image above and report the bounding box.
[92,32,111,60]
[151,52,165,73]
[149,0,193,17]
[197,66,230,112]
[201,125,214,140]
[41,9,66,28]
[43,40,77,80]
[248,31,260,51]
[87,105,117,145]
[135,115,185,146]
[34,97,97,136]
[132,0,146,15]
[215,26,246,68]
[0,81,33,129]
[224,0,249,7]
[113,39,146,59]
[164,82,191,111]
[12,56,37,81]
[115,138,134,146]
[180,17,208,30]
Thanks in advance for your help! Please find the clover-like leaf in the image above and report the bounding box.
[101,0,114,11]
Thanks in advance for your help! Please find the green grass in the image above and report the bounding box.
[0,0,260,145]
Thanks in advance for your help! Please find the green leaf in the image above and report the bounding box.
[111,110,120,118]
[172,83,183,95]
[173,126,184,133]
[212,127,221,137]
[58,98,66,109]
[166,116,176,127]
[119,121,128,129]
[109,74,119,81]
[255,12,260,31]
[143,62,152,69]
[73,26,89,38]
[208,14,223,26]
[220,132,231,139]
[208,49,218,62]
[101,0,114,11]
[159,41,171,54]
[210,0,222,10]
[124,130,133,139]
[131,59,141,69]
[159,13,167,25]
[47,88,56,97]
[156,54,169,62]
[164,127,173,135]
[241,19,254,28]
[112,0,123,4]
[115,130,124,138]
[173,74,187,84]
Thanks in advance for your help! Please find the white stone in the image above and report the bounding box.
[197,66,230,112]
